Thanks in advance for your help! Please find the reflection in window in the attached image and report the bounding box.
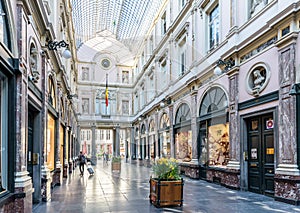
[47,114,55,170]
[122,70,129,83]
[161,12,166,35]
[106,130,110,140]
[175,103,191,124]
[209,5,219,49]
[48,77,56,107]
[0,73,8,193]
[0,0,10,48]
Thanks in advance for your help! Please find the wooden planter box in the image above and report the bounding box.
[149,178,184,207]
[111,162,121,172]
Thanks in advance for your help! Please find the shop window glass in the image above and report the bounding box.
[208,123,229,166]
[0,0,10,48]
[47,114,55,170]
[59,125,64,164]
[0,73,8,193]
[175,104,192,161]
[175,103,190,124]
[48,77,56,108]
[209,5,219,49]
[199,87,229,167]
[106,130,110,140]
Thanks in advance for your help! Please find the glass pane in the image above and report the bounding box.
[0,72,7,192]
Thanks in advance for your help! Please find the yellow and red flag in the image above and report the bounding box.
[105,74,108,107]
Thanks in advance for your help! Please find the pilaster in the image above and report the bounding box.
[41,166,52,201]
[91,124,97,164]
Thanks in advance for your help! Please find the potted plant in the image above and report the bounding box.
[111,156,121,172]
[149,158,184,207]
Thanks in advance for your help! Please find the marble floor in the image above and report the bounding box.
[33,160,300,213]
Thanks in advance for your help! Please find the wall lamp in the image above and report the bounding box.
[67,94,78,99]
[214,58,235,75]
[289,83,300,96]
[46,40,72,59]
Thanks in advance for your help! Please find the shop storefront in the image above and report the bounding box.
[159,113,170,158]
[198,87,229,180]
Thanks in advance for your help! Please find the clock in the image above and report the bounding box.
[101,58,111,69]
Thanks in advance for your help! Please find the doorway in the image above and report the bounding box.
[247,113,274,196]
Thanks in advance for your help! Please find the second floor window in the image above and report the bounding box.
[106,130,111,140]
[100,130,104,140]
[209,5,219,49]
[161,12,166,35]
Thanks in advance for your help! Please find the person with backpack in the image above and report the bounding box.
[78,151,86,176]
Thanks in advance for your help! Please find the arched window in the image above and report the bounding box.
[141,124,146,134]
[200,87,227,116]
[48,76,56,108]
[175,103,190,124]
[198,87,229,169]
[149,119,155,132]
[160,113,170,129]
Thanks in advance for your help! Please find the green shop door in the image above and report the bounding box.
[247,114,274,196]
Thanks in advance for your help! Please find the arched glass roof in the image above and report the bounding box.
[71,0,165,54]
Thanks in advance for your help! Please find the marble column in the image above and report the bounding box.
[77,125,81,155]
[91,124,97,164]
[155,112,160,160]
[169,105,175,158]
[63,125,68,178]
[276,43,299,175]
[114,125,120,156]
[130,126,135,161]
[68,127,73,173]
[190,89,198,163]
[275,39,300,204]
[227,67,240,169]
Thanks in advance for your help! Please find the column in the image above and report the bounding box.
[169,105,175,158]
[91,124,97,165]
[130,126,135,162]
[77,125,81,155]
[227,67,240,169]
[124,128,129,162]
[276,43,298,174]
[40,42,51,202]
[155,112,160,160]
[190,89,198,163]
[114,125,120,156]
[68,127,73,173]
[63,125,68,178]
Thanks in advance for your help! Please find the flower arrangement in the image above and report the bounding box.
[111,156,121,163]
[152,158,181,180]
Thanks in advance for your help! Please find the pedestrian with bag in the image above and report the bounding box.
[78,151,86,176]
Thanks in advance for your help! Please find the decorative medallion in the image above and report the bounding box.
[246,64,270,97]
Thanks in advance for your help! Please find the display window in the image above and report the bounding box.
[175,131,192,162]
[199,87,229,168]
[174,103,191,162]
[59,125,64,164]
[0,72,8,193]
[47,114,55,170]
[208,123,229,166]
[159,113,170,158]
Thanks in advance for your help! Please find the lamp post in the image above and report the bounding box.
[46,40,72,59]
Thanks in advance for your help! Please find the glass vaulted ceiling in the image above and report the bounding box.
[71,0,164,53]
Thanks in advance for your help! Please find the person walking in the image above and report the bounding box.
[78,151,86,176]
[104,151,109,166]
